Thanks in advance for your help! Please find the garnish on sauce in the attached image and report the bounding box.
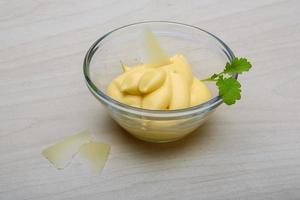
[107,29,252,108]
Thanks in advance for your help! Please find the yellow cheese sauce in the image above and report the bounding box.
[105,29,213,142]
[107,54,212,110]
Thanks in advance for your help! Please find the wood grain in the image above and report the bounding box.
[1,0,300,199]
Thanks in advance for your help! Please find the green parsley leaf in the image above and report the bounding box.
[202,57,251,105]
[224,58,252,74]
[217,77,241,105]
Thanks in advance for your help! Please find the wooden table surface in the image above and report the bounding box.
[1,0,300,199]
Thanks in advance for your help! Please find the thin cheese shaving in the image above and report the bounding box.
[42,130,92,169]
[78,142,111,173]
[144,28,170,67]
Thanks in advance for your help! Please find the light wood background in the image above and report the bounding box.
[1,0,300,199]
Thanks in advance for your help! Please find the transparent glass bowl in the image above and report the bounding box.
[83,21,235,143]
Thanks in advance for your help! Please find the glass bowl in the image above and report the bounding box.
[83,21,235,143]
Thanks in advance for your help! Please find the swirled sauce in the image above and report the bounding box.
[107,54,212,110]
[107,28,211,110]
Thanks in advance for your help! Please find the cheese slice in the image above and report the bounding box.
[78,142,111,173]
[42,130,92,169]
[144,28,170,67]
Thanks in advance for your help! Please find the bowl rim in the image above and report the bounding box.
[83,21,236,118]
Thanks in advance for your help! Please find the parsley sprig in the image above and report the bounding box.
[202,58,252,105]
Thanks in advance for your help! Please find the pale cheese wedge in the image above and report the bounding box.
[78,142,111,173]
[42,130,92,169]
[144,28,170,67]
